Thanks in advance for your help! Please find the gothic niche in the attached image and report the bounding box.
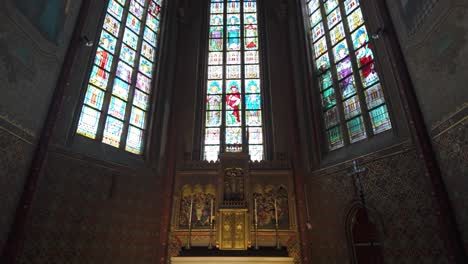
[253,184,289,229]
[223,168,244,201]
[178,184,216,229]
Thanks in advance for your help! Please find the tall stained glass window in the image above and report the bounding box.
[203,0,264,161]
[77,0,164,154]
[306,0,391,150]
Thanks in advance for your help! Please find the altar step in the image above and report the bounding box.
[171,257,295,264]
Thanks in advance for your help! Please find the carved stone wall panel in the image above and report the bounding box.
[432,107,468,253]
[19,151,162,263]
[307,149,451,263]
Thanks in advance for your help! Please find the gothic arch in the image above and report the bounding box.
[344,202,385,264]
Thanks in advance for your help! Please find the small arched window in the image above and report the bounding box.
[305,0,392,150]
[76,0,165,154]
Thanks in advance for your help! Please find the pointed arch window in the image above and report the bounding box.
[76,0,164,154]
[203,0,265,161]
[306,0,392,150]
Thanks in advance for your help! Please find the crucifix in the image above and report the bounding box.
[348,160,369,217]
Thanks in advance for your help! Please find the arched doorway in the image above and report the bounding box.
[349,207,384,264]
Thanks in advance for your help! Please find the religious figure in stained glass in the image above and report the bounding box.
[203,0,264,161]
[77,0,165,155]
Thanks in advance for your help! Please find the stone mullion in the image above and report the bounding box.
[96,0,133,143]
[220,0,228,153]
[319,3,351,146]
[339,1,373,139]
[240,0,247,153]
[120,0,153,150]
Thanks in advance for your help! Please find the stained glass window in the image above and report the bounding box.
[305,0,391,150]
[203,0,264,162]
[77,0,165,154]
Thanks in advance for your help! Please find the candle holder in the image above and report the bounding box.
[254,221,259,250]
[185,198,193,250]
[208,219,214,249]
[275,219,281,250]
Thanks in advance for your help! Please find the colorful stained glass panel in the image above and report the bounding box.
[119,45,136,66]
[313,37,328,58]
[365,83,385,109]
[333,40,349,62]
[108,96,127,119]
[206,95,222,110]
[307,0,320,14]
[248,127,263,144]
[146,15,159,32]
[116,61,133,83]
[246,93,261,110]
[139,57,153,77]
[141,41,155,61]
[355,44,374,68]
[107,0,124,20]
[347,8,364,32]
[112,78,131,100]
[351,26,368,49]
[149,1,162,18]
[244,1,256,13]
[244,13,257,24]
[99,31,117,53]
[211,2,224,13]
[144,27,157,46]
[209,52,224,65]
[130,107,146,128]
[310,9,322,28]
[319,71,333,91]
[103,14,121,36]
[125,126,143,154]
[339,75,356,99]
[245,79,260,93]
[246,110,262,126]
[226,127,242,144]
[77,106,100,138]
[227,51,240,64]
[324,0,339,14]
[208,66,223,79]
[209,38,223,51]
[211,14,223,25]
[133,89,149,110]
[244,38,258,50]
[95,48,114,72]
[102,116,124,147]
[84,85,105,110]
[330,22,345,45]
[207,80,223,94]
[205,128,220,144]
[343,96,361,119]
[244,65,259,78]
[336,57,352,79]
[204,145,219,161]
[227,1,240,13]
[324,107,339,128]
[345,0,360,15]
[347,116,366,142]
[123,28,139,49]
[126,13,141,33]
[327,8,342,29]
[130,0,144,19]
[370,105,391,133]
[249,145,263,161]
[227,65,241,78]
[244,50,258,64]
[360,62,379,87]
[321,88,336,110]
[327,126,344,150]
[136,73,152,93]
[316,53,330,72]
[206,111,221,127]
[89,66,109,89]
[312,23,325,42]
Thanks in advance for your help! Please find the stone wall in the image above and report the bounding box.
[0,0,82,252]
[385,0,468,253]
[306,145,451,263]
[19,151,162,264]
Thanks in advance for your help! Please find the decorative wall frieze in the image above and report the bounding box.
[312,140,414,176]
[431,103,468,138]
